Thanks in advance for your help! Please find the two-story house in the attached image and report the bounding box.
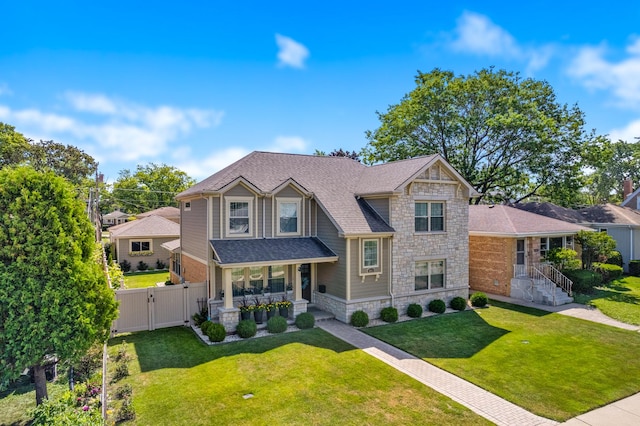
[174,151,478,330]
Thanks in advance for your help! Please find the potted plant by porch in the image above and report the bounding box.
[238,297,252,321]
[278,295,292,318]
[253,297,266,324]
[266,296,277,320]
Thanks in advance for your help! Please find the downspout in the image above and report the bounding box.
[389,238,394,307]
[262,196,265,238]
[630,225,634,271]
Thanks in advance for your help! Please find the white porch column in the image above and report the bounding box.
[293,263,303,301]
[223,268,233,309]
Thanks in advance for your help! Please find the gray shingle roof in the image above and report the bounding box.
[469,205,591,236]
[513,202,640,226]
[177,151,474,235]
[137,206,180,220]
[109,215,180,238]
[210,237,338,265]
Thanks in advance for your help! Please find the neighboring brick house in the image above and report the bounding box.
[175,151,478,330]
[514,202,640,272]
[109,215,180,272]
[469,205,590,301]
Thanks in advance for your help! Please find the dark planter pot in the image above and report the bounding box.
[279,307,289,318]
[266,309,276,319]
[318,284,326,293]
[254,310,265,324]
[240,310,251,321]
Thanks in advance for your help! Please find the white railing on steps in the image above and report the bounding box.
[513,263,573,305]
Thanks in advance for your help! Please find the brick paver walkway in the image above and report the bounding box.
[318,320,557,426]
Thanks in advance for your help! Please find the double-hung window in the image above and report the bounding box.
[130,240,151,254]
[226,197,253,236]
[415,202,444,232]
[415,260,445,291]
[363,239,379,269]
[277,198,300,235]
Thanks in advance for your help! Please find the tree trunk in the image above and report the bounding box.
[32,364,49,405]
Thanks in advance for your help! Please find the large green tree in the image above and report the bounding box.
[363,68,595,205]
[111,163,195,213]
[583,138,640,204]
[0,123,30,168]
[0,167,118,405]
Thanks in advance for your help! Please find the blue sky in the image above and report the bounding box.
[1,1,640,182]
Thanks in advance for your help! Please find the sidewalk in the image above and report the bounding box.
[486,294,640,332]
[318,319,557,426]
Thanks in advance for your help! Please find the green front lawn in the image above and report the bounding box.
[573,275,640,325]
[123,270,169,289]
[364,300,640,422]
[107,327,491,425]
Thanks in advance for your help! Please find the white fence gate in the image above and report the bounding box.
[112,282,206,334]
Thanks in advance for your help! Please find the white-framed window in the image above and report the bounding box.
[277,198,301,235]
[362,239,379,268]
[415,260,445,291]
[184,201,191,211]
[230,265,288,297]
[540,236,574,259]
[130,239,152,254]
[226,197,253,237]
[415,201,445,232]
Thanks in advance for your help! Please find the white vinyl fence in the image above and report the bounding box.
[112,282,206,335]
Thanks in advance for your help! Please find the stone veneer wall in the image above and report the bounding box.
[469,235,513,296]
[390,181,470,300]
[181,254,208,283]
[314,292,391,323]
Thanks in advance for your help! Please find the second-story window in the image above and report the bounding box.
[277,198,301,235]
[226,197,253,236]
[363,239,379,268]
[415,201,444,232]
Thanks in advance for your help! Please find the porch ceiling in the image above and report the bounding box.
[210,237,338,266]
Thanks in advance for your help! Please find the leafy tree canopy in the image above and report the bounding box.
[583,137,640,204]
[0,167,118,404]
[363,68,596,206]
[314,148,361,162]
[0,122,97,185]
[575,230,617,270]
[111,163,195,214]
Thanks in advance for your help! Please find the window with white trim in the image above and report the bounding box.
[415,260,445,291]
[415,202,445,232]
[226,197,253,236]
[363,239,379,268]
[130,239,152,254]
[277,198,300,235]
[184,201,191,211]
[540,236,574,259]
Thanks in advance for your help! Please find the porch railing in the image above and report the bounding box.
[513,263,573,303]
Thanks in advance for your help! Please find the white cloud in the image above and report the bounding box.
[447,11,554,73]
[609,120,640,143]
[567,38,640,108]
[275,34,309,69]
[0,92,224,162]
[177,147,251,180]
[268,135,308,152]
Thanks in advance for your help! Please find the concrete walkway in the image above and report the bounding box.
[487,294,640,332]
[318,295,640,425]
[318,319,557,426]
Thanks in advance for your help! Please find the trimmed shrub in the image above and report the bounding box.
[137,260,149,271]
[406,303,423,318]
[630,260,640,277]
[563,269,603,294]
[155,259,166,269]
[295,312,315,329]
[593,262,623,283]
[204,322,226,342]
[236,319,257,338]
[350,310,369,327]
[114,384,133,400]
[428,299,446,314]
[267,316,288,334]
[380,306,398,323]
[470,292,488,308]
[450,296,467,311]
[119,259,131,272]
[605,251,623,267]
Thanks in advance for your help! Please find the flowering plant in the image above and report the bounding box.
[253,296,266,311]
[238,297,253,313]
[277,294,292,309]
[265,296,277,312]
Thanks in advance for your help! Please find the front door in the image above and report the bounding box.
[516,239,526,276]
[300,263,311,301]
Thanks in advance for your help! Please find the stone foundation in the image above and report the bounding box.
[218,307,240,331]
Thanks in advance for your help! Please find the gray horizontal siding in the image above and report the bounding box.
[364,198,390,223]
[181,198,208,261]
[315,207,346,299]
[349,238,390,299]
